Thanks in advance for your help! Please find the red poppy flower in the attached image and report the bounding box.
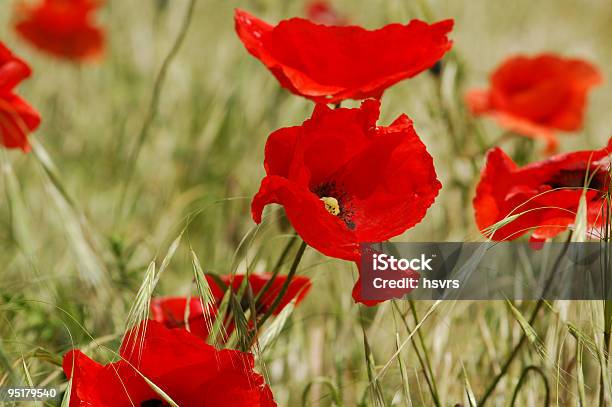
[473,138,612,242]
[151,273,311,339]
[251,100,441,261]
[150,297,217,340]
[63,320,276,406]
[0,42,40,151]
[235,9,453,103]
[466,54,603,153]
[14,0,105,62]
[305,0,347,26]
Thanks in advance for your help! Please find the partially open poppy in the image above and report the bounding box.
[0,42,40,151]
[151,273,311,340]
[235,9,453,103]
[14,0,105,62]
[252,100,441,261]
[63,320,277,406]
[466,54,603,153]
[474,138,612,242]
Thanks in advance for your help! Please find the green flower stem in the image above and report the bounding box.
[257,240,307,328]
[253,233,298,305]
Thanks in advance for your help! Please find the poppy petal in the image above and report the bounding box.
[0,92,41,151]
[333,114,441,241]
[252,175,359,261]
[0,43,31,93]
[235,9,453,103]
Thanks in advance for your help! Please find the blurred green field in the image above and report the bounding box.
[2,0,612,405]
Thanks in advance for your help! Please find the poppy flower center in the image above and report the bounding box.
[313,182,356,230]
[320,196,340,216]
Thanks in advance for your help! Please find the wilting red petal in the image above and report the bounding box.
[235,9,453,103]
[474,138,612,241]
[252,100,441,261]
[64,320,277,406]
[0,92,41,151]
[14,0,105,62]
[467,54,602,151]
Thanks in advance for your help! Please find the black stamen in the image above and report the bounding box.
[545,168,609,191]
[141,399,166,407]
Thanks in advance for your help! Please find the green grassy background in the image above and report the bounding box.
[1,0,612,405]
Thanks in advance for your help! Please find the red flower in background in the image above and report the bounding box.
[306,0,347,26]
[151,273,311,339]
[208,273,311,314]
[251,100,441,261]
[14,0,105,62]
[0,42,40,151]
[0,43,31,93]
[235,9,453,103]
[63,320,276,406]
[466,54,602,153]
[474,138,612,242]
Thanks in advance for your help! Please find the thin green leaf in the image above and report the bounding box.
[60,378,72,407]
[395,333,412,407]
[461,363,477,407]
[577,341,587,407]
[190,249,218,344]
[362,329,386,407]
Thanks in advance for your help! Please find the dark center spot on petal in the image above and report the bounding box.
[545,168,610,192]
[141,399,167,407]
